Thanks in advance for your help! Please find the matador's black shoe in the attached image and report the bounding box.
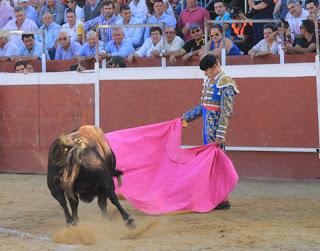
[214,200,231,210]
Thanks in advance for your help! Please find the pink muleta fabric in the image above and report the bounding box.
[106,118,238,215]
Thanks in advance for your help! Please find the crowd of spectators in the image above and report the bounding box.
[0,0,319,70]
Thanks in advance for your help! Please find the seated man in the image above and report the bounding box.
[105,28,135,58]
[38,0,65,25]
[144,0,176,40]
[116,4,145,48]
[79,30,104,57]
[63,0,84,23]
[151,25,184,57]
[26,61,34,72]
[0,0,14,29]
[18,0,38,25]
[61,9,83,43]
[54,31,82,60]
[39,12,61,60]
[283,19,316,54]
[127,26,163,62]
[285,0,308,39]
[169,23,205,65]
[17,33,49,60]
[0,35,18,61]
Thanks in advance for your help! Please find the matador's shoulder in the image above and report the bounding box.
[217,74,240,94]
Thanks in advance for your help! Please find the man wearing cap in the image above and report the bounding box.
[178,0,210,41]
[169,23,205,64]
[0,35,18,61]
[181,54,239,209]
[18,0,38,25]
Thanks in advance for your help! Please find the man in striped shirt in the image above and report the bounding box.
[84,1,119,44]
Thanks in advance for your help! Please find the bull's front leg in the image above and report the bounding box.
[97,191,107,216]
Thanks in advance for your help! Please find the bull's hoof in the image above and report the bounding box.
[126,218,136,229]
[67,220,77,227]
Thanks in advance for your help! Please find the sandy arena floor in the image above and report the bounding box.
[0,174,319,251]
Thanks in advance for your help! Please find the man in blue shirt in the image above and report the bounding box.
[39,12,61,59]
[144,0,177,40]
[0,35,18,61]
[18,33,49,60]
[79,30,104,57]
[18,0,38,25]
[55,30,81,60]
[105,27,135,58]
[84,1,119,44]
[214,0,231,38]
[116,4,145,48]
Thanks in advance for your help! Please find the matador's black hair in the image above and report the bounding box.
[199,55,218,71]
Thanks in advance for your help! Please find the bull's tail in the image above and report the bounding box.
[60,136,87,199]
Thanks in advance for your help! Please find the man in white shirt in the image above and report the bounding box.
[129,0,148,22]
[151,25,184,57]
[61,9,83,43]
[3,6,38,46]
[285,0,309,38]
[64,0,84,23]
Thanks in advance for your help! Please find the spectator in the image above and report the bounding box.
[284,19,316,54]
[105,28,135,58]
[177,0,210,41]
[61,9,83,43]
[274,19,294,47]
[17,33,49,59]
[144,0,177,40]
[18,0,38,25]
[0,35,18,61]
[248,23,278,58]
[285,0,309,38]
[64,0,84,23]
[305,0,319,21]
[230,7,253,54]
[249,0,274,45]
[79,30,104,57]
[214,0,231,38]
[39,12,61,60]
[3,6,38,46]
[15,60,28,73]
[273,0,289,19]
[207,24,242,56]
[83,0,102,22]
[26,61,34,72]
[84,1,118,44]
[116,4,145,48]
[146,0,175,18]
[54,30,81,59]
[128,26,163,61]
[39,0,65,26]
[169,23,205,64]
[153,25,184,56]
[0,0,14,29]
[129,0,148,22]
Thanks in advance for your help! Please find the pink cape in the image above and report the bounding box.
[106,118,238,215]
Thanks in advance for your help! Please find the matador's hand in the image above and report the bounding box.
[214,137,225,145]
[181,119,188,128]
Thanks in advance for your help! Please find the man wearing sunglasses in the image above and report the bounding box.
[169,23,205,65]
[54,30,81,60]
[64,0,84,23]
[181,54,239,209]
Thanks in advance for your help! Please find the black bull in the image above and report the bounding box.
[47,125,135,228]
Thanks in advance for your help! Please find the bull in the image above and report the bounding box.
[47,125,135,228]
